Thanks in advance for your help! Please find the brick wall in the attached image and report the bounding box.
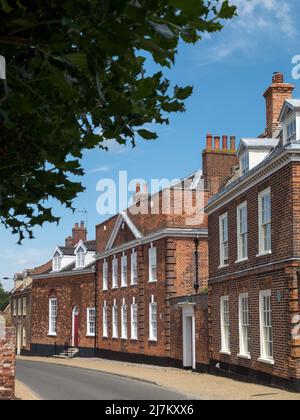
[207,161,300,389]
[0,328,15,400]
[31,273,95,355]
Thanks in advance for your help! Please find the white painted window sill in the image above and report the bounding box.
[148,280,158,284]
[218,264,229,270]
[102,336,108,339]
[220,351,231,356]
[257,358,275,365]
[130,283,138,287]
[86,334,95,338]
[48,334,57,337]
[131,338,138,342]
[237,354,251,360]
[256,251,272,258]
[235,258,249,264]
[149,339,158,343]
[120,285,128,289]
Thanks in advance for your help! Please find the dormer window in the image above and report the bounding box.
[241,153,249,176]
[287,119,296,143]
[76,247,85,268]
[53,252,61,271]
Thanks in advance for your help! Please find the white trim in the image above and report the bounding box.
[219,213,228,268]
[97,228,208,261]
[182,305,196,369]
[237,202,248,262]
[103,301,108,338]
[105,211,142,251]
[48,298,57,336]
[74,240,87,254]
[259,290,274,364]
[87,307,96,337]
[72,306,79,346]
[220,296,230,354]
[149,297,157,342]
[239,293,250,358]
[258,188,272,255]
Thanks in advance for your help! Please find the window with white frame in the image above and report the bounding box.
[49,298,57,336]
[103,301,108,338]
[121,254,127,287]
[76,247,85,268]
[112,257,118,289]
[23,297,27,316]
[237,202,248,261]
[287,119,296,143]
[220,296,230,353]
[149,245,157,283]
[103,260,108,291]
[149,296,157,341]
[260,290,273,362]
[241,153,249,175]
[18,299,22,316]
[131,299,138,340]
[53,252,61,271]
[219,213,229,267]
[87,308,96,336]
[259,188,271,255]
[13,300,17,317]
[22,327,26,347]
[121,300,128,339]
[131,250,138,285]
[112,300,118,338]
[239,294,250,357]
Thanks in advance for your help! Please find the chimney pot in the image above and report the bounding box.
[272,72,284,84]
[206,134,213,150]
[80,221,85,228]
[136,183,141,194]
[222,135,228,150]
[214,136,220,150]
[143,184,148,193]
[230,136,236,151]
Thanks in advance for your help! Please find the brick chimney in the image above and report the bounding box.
[133,182,149,204]
[72,221,87,245]
[263,72,294,138]
[202,133,238,196]
[65,236,73,248]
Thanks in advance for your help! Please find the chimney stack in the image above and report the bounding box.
[65,236,73,248]
[206,134,213,150]
[214,136,220,150]
[202,133,238,196]
[263,72,294,138]
[72,221,87,245]
[230,136,236,151]
[222,135,228,151]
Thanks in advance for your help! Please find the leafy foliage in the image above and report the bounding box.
[0,0,236,242]
[0,282,9,311]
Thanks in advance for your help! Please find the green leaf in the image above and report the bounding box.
[137,129,158,140]
[174,85,193,100]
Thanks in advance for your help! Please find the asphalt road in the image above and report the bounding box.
[16,360,190,401]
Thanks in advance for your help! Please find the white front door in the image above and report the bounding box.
[16,326,21,356]
[182,306,196,369]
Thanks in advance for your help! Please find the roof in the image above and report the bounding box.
[57,246,75,256]
[237,138,279,153]
[84,240,96,251]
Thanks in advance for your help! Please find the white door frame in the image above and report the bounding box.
[71,306,79,347]
[16,325,21,356]
[182,304,196,370]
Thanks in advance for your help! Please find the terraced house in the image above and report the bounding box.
[206,73,300,392]
[30,222,97,357]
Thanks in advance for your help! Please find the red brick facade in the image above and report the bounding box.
[0,328,15,400]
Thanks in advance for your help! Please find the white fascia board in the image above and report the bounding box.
[74,240,87,254]
[51,246,63,259]
[105,212,142,251]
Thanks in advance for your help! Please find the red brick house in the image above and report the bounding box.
[95,140,237,370]
[206,73,300,392]
[11,262,52,356]
[30,222,97,357]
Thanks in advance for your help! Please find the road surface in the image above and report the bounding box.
[16,360,191,400]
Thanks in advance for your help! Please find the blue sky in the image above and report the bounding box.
[1,0,300,290]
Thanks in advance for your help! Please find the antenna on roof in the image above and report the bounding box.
[75,209,88,230]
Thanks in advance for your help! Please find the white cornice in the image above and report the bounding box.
[32,266,95,280]
[97,227,208,260]
[105,211,142,251]
[205,148,299,215]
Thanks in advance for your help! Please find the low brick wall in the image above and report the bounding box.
[0,328,16,400]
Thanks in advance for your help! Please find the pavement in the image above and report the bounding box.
[16,359,190,401]
[15,380,39,401]
[17,356,300,400]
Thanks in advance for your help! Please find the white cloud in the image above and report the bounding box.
[86,165,113,174]
[197,0,298,65]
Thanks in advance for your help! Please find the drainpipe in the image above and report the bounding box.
[194,237,200,294]
[92,265,97,357]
